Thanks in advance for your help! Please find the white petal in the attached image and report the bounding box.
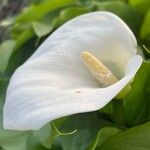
[3,12,141,130]
[3,55,142,130]
[30,11,137,77]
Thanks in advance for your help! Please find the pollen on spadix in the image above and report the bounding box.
[81,51,118,87]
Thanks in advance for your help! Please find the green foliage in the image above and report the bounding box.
[32,21,53,38]
[16,0,77,23]
[124,61,150,126]
[129,0,150,15]
[99,122,150,150]
[95,1,143,35]
[0,0,150,149]
[0,40,16,73]
[141,10,150,40]
[52,113,113,150]
[88,127,122,150]
[53,6,91,28]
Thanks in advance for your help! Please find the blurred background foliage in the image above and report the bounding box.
[0,0,150,150]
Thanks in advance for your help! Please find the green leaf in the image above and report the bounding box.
[26,133,48,150]
[0,40,16,73]
[124,61,150,126]
[88,127,122,150]
[50,119,77,146]
[28,119,75,150]
[129,0,150,15]
[96,1,143,36]
[32,21,53,38]
[100,121,150,150]
[33,124,52,149]
[0,133,27,150]
[11,23,32,40]
[140,9,150,40]
[99,101,113,116]
[16,0,76,23]
[52,113,113,150]
[0,75,9,105]
[53,6,91,28]
[6,34,36,75]
[14,27,34,51]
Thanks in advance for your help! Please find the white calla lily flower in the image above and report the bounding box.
[3,12,142,131]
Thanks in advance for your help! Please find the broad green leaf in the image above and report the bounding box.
[26,133,48,150]
[32,118,75,149]
[140,9,150,40]
[50,120,77,146]
[124,61,150,126]
[96,1,143,36]
[14,27,34,51]
[11,23,33,39]
[33,124,51,149]
[100,121,150,150]
[0,75,9,105]
[129,0,150,15]
[32,21,53,38]
[16,0,76,23]
[53,6,91,28]
[112,100,125,126]
[0,40,15,73]
[6,34,36,75]
[99,101,113,116]
[0,134,27,150]
[88,127,122,150]
[52,113,113,150]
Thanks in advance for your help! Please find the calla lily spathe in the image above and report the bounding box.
[3,12,142,131]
